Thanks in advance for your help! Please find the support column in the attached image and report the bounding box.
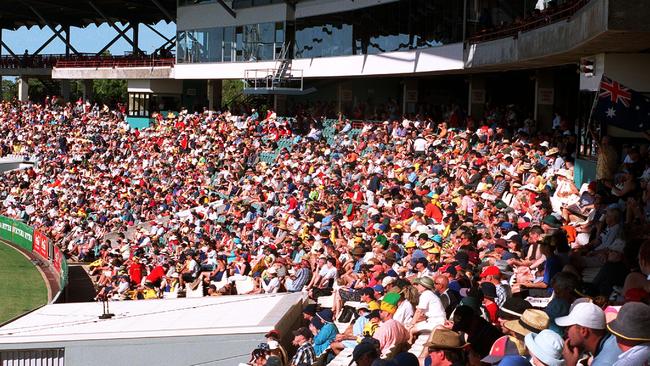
[81,80,94,101]
[535,70,555,132]
[468,75,486,120]
[402,79,418,115]
[207,79,222,111]
[65,26,71,57]
[132,23,139,55]
[60,80,71,101]
[274,94,287,115]
[17,77,29,102]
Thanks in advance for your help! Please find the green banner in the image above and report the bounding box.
[60,257,69,288]
[12,220,34,252]
[0,216,12,242]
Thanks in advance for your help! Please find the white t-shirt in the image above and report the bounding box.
[413,138,427,152]
[417,290,446,326]
[319,265,338,281]
[394,300,414,326]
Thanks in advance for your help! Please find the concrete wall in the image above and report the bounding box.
[465,0,609,68]
[175,43,464,79]
[580,53,650,92]
[52,67,174,80]
[127,79,184,94]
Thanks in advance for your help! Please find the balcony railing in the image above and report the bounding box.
[0,54,176,69]
[468,0,591,43]
[55,56,175,69]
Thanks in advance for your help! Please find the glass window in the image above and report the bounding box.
[223,27,234,62]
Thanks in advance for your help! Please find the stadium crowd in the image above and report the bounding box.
[1,98,649,366]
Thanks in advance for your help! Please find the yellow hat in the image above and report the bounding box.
[427,247,440,254]
[421,241,435,250]
[405,241,416,249]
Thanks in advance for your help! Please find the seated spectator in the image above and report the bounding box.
[606,302,650,365]
[373,292,410,357]
[556,301,621,366]
[524,329,565,366]
[424,328,469,366]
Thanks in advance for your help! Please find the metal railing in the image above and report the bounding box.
[55,56,175,69]
[244,68,304,91]
[0,53,175,69]
[468,0,591,43]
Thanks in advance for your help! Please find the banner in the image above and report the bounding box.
[60,255,68,288]
[0,216,12,242]
[32,229,49,259]
[52,245,63,275]
[12,220,34,251]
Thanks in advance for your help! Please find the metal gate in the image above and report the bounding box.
[0,349,64,366]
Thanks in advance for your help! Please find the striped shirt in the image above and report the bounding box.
[291,341,316,366]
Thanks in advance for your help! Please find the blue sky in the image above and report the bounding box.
[2,21,176,56]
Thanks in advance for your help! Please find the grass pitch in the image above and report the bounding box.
[0,241,47,324]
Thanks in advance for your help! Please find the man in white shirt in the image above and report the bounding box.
[413,136,428,156]
[410,276,446,341]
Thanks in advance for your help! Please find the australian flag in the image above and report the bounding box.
[593,76,650,132]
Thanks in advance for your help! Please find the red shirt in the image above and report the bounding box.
[129,263,145,285]
[484,301,499,325]
[146,265,166,285]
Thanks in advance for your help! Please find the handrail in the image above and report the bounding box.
[468,0,590,43]
[56,58,175,69]
[0,54,175,69]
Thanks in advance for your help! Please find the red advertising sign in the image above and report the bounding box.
[52,245,62,275]
[32,229,49,259]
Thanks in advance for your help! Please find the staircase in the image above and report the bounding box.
[244,42,314,95]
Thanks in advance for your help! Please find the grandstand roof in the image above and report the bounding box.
[0,0,176,30]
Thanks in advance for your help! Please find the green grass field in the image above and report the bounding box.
[0,242,47,324]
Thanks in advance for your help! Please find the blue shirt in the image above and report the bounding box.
[543,254,563,292]
[592,333,622,366]
[545,297,570,335]
[313,322,338,355]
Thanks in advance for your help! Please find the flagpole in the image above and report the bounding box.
[584,75,604,155]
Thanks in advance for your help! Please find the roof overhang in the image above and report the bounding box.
[0,0,176,30]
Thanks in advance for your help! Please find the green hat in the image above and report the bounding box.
[380,292,401,314]
[382,292,401,307]
[542,215,562,228]
[495,200,508,209]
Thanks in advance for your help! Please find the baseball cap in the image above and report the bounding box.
[480,265,501,278]
[497,355,530,366]
[350,339,379,365]
[481,336,520,364]
[503,231,519,241]
[555,301,606,330]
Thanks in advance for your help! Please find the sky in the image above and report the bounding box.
[1,21,176,57]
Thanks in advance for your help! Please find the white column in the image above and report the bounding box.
[17,77,29,102]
